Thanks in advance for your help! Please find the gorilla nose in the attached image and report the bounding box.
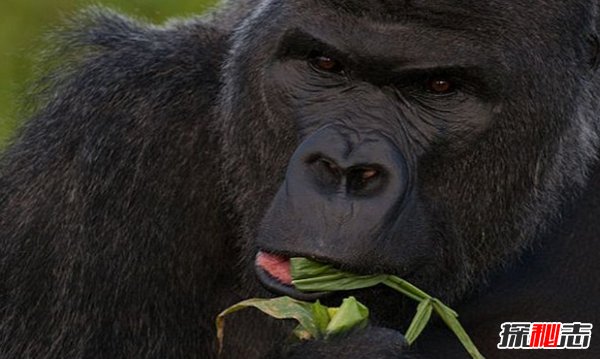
[256,125,411,270]
[256,124,410,266]
[291,125,408,199]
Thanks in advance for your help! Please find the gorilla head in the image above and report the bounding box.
[218,0,600,307]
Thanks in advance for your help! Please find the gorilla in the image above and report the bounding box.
[1,0,599,358]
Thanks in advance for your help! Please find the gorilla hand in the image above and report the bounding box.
[280,326,410,359]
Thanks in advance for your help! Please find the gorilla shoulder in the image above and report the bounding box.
[0,8,233,358]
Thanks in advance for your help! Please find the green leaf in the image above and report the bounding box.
[431,299,485,359]
[293,273,389,292]
[327,307,339,318]
[216,297,321,353]
[291,257,388,292]
[383,276,432,302]
[216,258,485,359]
[292,325,314,341]
[381,277,428,302]
[291,257,341,279]
[325,296,369,337]
[311,300,331,334]
[404,298,433,344]
[289,258,485,359]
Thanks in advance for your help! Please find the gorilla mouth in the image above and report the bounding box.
[255,251,328,301]
[256,252,293,284]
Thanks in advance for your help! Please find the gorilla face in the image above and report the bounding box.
[219,0,600,305]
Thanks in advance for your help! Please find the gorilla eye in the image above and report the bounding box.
[309,54,344,73]
[426,78,455,94]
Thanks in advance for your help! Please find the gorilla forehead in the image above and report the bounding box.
[315,0,493,19]
[237,0,596,73]
[247,0,499,71]
[285,0,588,34]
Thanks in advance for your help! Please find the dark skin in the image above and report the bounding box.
[1,0,599,358]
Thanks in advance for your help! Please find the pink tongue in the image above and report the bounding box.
[256,252,292,285]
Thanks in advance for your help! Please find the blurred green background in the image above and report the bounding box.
[0,0,218,148]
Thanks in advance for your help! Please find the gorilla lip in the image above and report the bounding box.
[256,251,293,284]
[255,251,327,301]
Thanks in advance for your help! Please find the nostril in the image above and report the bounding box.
[346,165,385,195]
[319,158,339,173]
[304,155,388,195]
[306,155,342,187]
[361,168,378,181]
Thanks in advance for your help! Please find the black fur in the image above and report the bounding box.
[1,1,599,358]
